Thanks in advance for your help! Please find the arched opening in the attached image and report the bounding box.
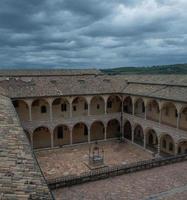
[52,98,70,120]
[178,140,187,154]
[179,107,187,131]
[33,126,51,149]
[32,99,50,121]
[160,134,175,155]
[72,97,88,117]
[161,102,177,128]
[90,96,105,115]
[90,121,105,141]
[124,120,132,140]
[134,98,145,118]
[123,96,132,114]
[72,122,88,144]
[54,125,70,146]
[145,129,158,152]
[107,95,121,113]
[134,124,144,146]
[12,100,29,121]
[106,119,120,139]
[146,100,159,122]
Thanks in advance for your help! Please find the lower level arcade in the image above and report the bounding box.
[26,117,187,157]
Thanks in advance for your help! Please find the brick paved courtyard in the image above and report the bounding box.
[53,161,187,200]
[36,141,153,180]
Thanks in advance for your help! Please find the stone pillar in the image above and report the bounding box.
[159,111,162,125]
[70,103,72,118]
[177,112,180,129]
[86,96,92,116]
[174,143,178,155]
[26,100,33,121]
[68,97,73,118]
[29,104,32,121]
[132,126,134,143]
[157,138,160,155]
[88,103,91,116]
[51,132,54,148]
[70,127,73,145]
[88,127,91,143]
[104,124,107,140]
[103,95,109,115]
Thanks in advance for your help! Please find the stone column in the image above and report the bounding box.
[177,112,180,129]
[70,127,73,145]
[68,97,73,118]
[88,103,91,116]
[104,124,107,140]
[103,95,109,115]
[88,127,91,143]
[26,100,33,121]
[157,138,160,155]
[132,126,134,143]
[85,96,92,116]
[174,143,178,155]
[51,132,54,148]
[29,104,32,121]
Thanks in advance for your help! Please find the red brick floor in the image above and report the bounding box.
[53,161,187,200]
[36,141,153,180]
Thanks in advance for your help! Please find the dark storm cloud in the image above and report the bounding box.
[0,0,187,69]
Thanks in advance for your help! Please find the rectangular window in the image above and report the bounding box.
[61,103,67,112]
[97,104,100,109]
[73,105,76,111]
[107,101,112,108]
[57,127,64,139]
[41,106,47,113]
[84,127,88,136]
[175,110,178,118]
[123,105,128,112]
[84,103,88,110]
[142,103,145,112]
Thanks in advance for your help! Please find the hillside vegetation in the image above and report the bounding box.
[101,64,187,75]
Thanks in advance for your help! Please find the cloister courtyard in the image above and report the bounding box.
[36,140,153,180]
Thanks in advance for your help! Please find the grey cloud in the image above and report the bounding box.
[0,0,187,69]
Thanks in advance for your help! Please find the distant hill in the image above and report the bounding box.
[101,64,187,75]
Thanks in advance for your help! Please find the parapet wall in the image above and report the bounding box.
[0,94,53,199]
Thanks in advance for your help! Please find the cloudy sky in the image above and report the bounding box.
[0,0,187,69]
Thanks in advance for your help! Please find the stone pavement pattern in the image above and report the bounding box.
[53,161,187,200]
[36,141,153,179]
[0,93,53,199]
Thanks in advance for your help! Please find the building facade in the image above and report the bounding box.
[0,70,186,156]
